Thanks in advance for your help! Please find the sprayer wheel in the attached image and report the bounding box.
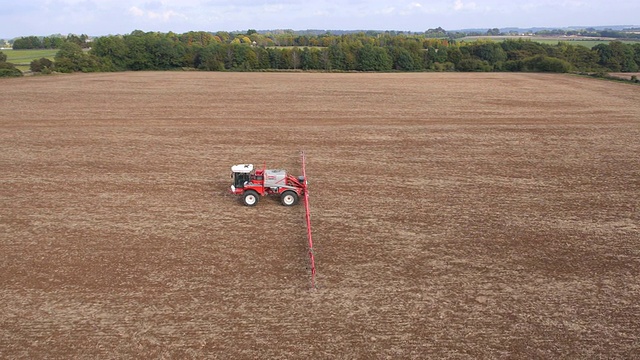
[281,191,299,206]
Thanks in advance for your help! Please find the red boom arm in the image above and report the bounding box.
[301,151,316,289]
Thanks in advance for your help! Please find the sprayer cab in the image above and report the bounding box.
[230,163,305,206]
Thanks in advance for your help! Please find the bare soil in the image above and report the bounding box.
[1,72,639,358]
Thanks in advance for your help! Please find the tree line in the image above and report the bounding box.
[61,31,640,73]
[3,30,640,77]
[11,34,91,50]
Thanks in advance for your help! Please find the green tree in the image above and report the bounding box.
[392,47,416,70]
[392,40,423,70]
[456,58,492,72]
[300,47,321,70]
[340,41,360,70]
[253,46,270,69]
[434,47,449,63]
[12,36,43,49]
[148,36,185,69]
[0,51,23,77]
[424,47,438,68]
[67,34,90,48]
[425,27,447,38]
[328,43,346,70]
[54,42,99,72]
[30,57,54,72]
[289,47,302,69]
[616,42,640,72]
[319,48,331,70]
[446,47,463,67]
[357,44,392,71]
[230,44,258,70]
[0,67,23,77]
[123,33,152,70]
[43,36,64,49]
[556,42,599,71]
[593,42,635,71]
[501,39,549,60]
[471,42,507,66]
[280,48,294,69]
[195,44,225,71]
[90,36,128,70]
[522,55,571,72]
[503,60,524,71]
[267,47,284,69]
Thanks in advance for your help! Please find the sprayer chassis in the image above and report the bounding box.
[230,164,306,206]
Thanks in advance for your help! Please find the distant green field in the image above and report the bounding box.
[530,39,620,48]
[2,49,58,71]
[459,36,640,48]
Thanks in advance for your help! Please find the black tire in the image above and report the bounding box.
[242,190,259,206]
[280,191,299,206]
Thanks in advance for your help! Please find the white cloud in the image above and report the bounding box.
[453,0,477,11]
[398,2,424,15]
[129,6,145,17]
[128,5,187,21]
[152,10,186,21]
[314,10,331,17]
[263,4,286,13]
[380,6,396,14]
[559,0,588,8]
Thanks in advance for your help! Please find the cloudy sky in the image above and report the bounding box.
[2,0,639,38]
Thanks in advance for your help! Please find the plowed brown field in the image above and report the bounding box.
[1,72,639,358]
